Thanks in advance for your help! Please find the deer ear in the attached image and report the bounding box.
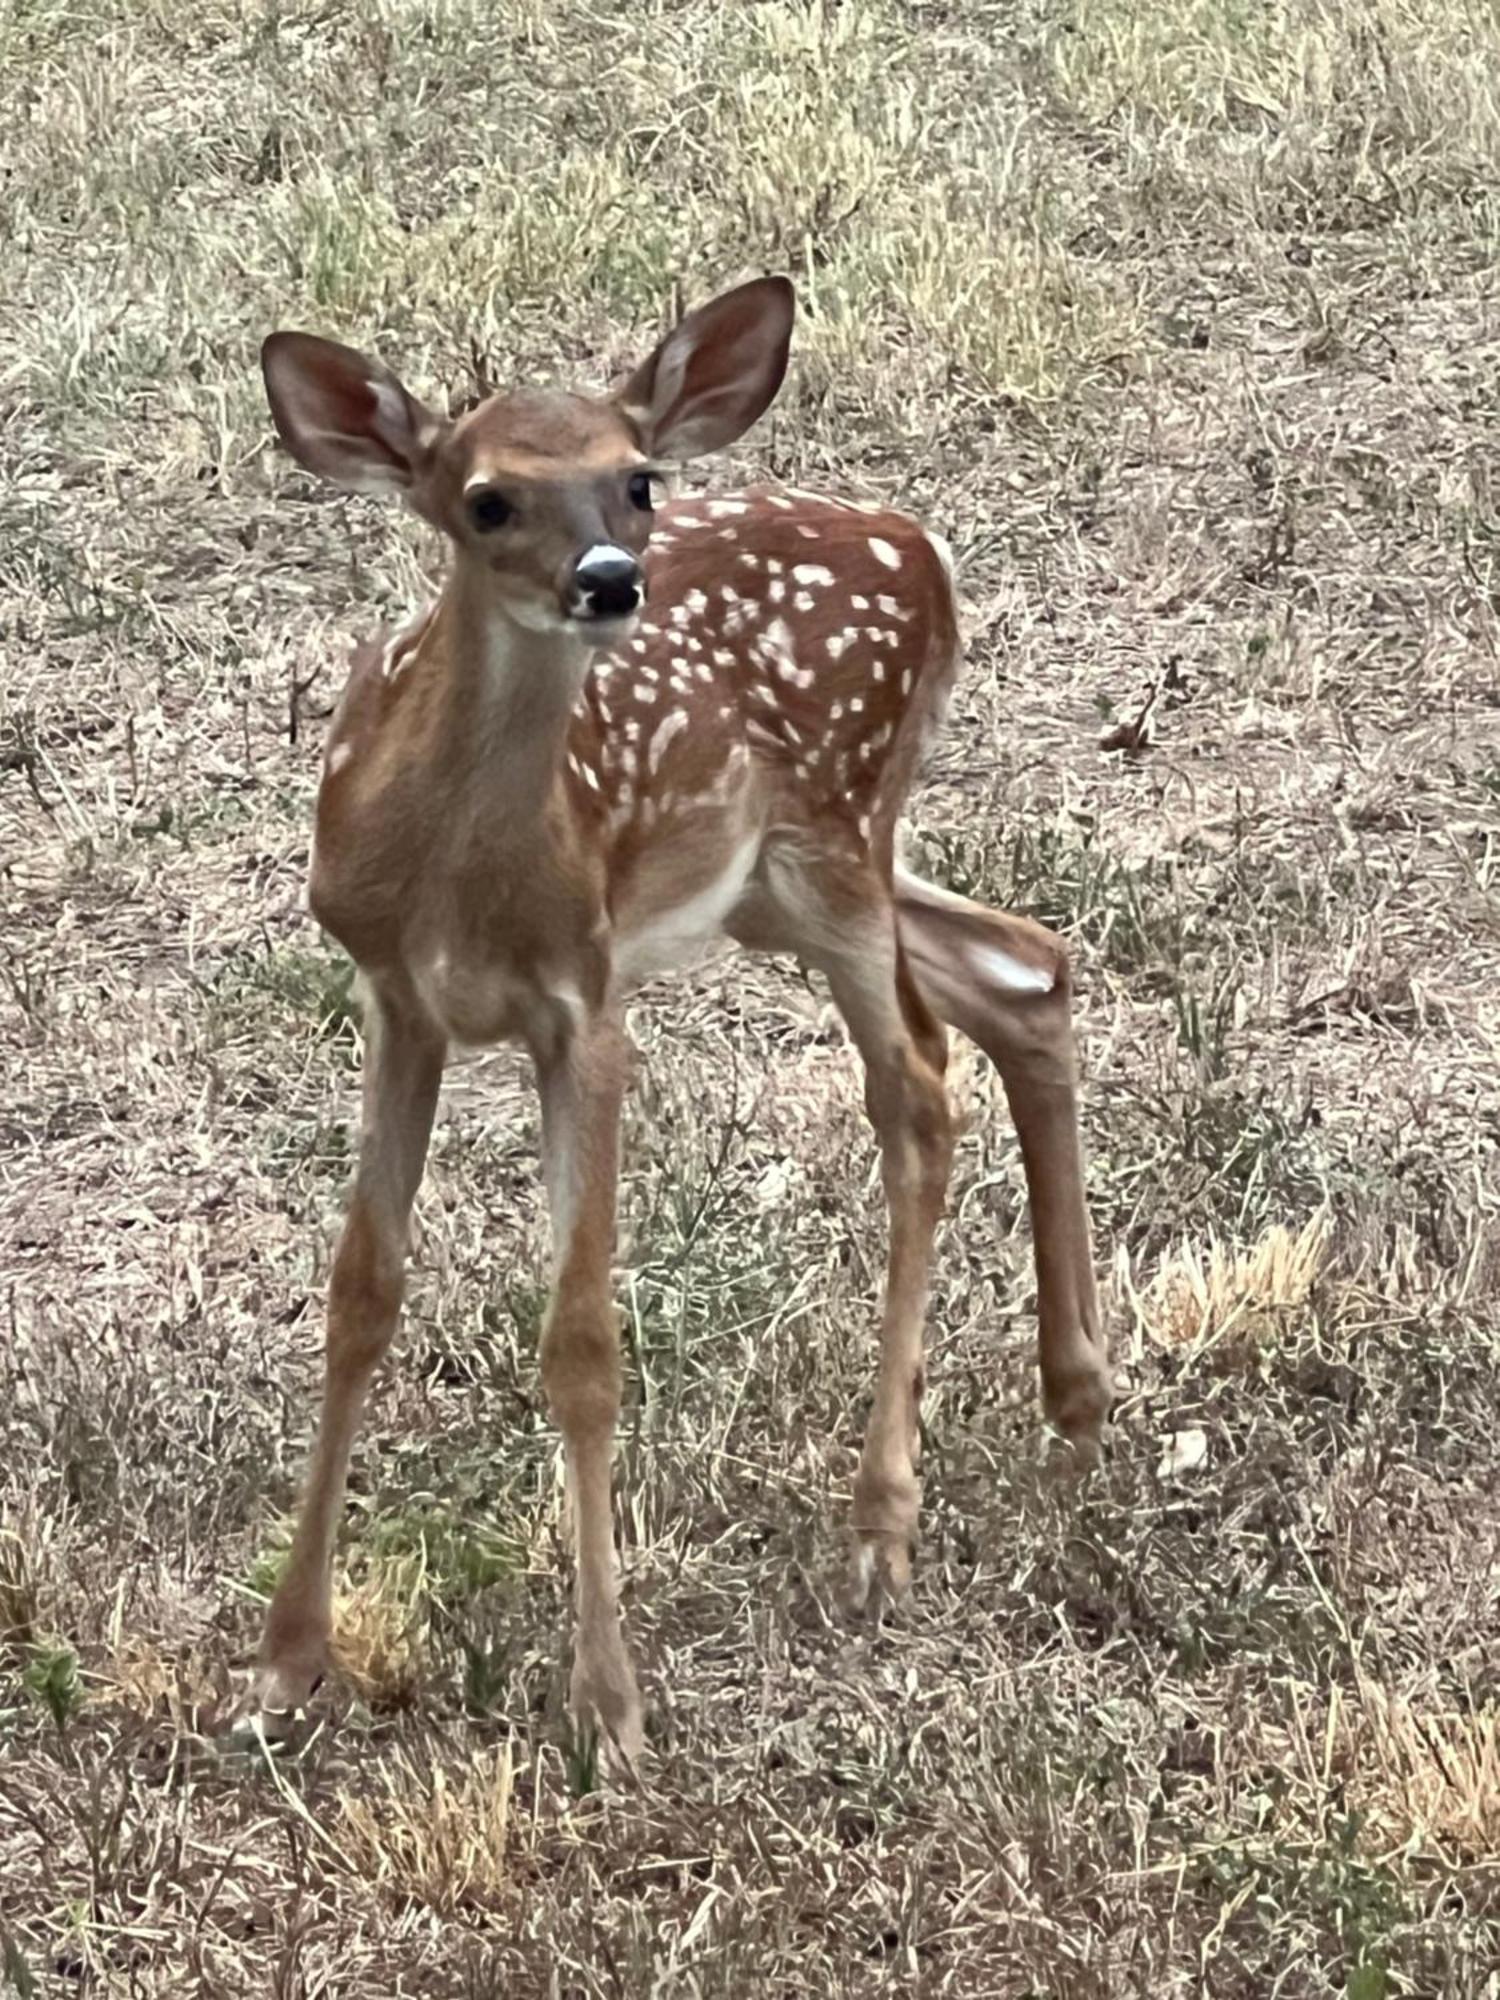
[261,333,442,495]
[615,277,794,461]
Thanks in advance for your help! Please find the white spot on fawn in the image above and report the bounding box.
[327,741,354,775]
[793,564,834,588]
[869,537,901,569]
[648,709,689,769]
[758,616,798,678]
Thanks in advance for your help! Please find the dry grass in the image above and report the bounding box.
[4,0,1500,1993]
[1345,1689,1500,1865]
[0,1522,44,1655]
[335,1745,515,1915]
[1128,1212,1331,1352]
[328,1551,431,1714]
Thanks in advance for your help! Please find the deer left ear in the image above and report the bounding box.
[615,277,794,461]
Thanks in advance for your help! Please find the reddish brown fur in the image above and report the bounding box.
[315,491,957,988]
[579,494,958,859]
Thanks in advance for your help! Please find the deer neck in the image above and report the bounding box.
[436,566,595,845]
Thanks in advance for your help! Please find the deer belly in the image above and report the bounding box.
[614,833,760,985]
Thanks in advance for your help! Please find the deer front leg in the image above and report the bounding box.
[535,1013,642,1764]
[255,979,444,1721]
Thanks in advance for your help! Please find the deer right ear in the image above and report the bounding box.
[261,333,441,496]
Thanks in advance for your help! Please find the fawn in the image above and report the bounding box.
[253,278,1111,1759]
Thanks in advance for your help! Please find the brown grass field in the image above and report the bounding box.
[4,1,1500,1992]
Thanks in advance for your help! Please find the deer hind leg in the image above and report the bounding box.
[256,977,444,1721]
[894,870,1113,1458]
[741,848,956,1609]
[821,937,953,1608]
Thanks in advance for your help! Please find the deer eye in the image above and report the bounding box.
[468,488,513,532]
[627,471,654,513]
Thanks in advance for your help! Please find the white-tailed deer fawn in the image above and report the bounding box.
[254,278,1112,1760]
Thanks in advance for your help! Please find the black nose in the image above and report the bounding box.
[571,546,644,620]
